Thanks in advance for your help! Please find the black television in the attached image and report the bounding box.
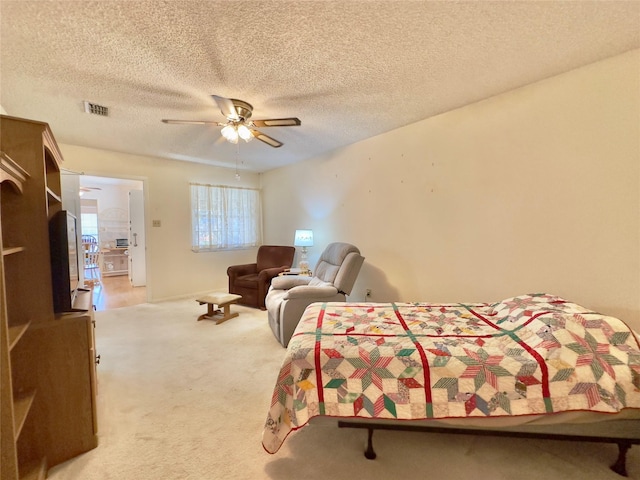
[49,210,84,312]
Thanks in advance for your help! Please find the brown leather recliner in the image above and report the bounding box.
[227,245,295,309]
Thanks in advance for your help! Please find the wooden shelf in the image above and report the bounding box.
[19,457,47,480]
[13,390,36,439]
[2,246,25,256]
[46,187,61,204]
[8,322,31,350]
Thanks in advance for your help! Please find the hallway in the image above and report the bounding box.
[92,275,147,311]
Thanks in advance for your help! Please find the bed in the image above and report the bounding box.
[262,293,640,475]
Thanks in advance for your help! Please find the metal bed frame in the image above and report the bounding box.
[338,418,640,477]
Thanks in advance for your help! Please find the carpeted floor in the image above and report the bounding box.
[47,299,639,479]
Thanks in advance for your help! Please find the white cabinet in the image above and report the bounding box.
[102,247,128,276]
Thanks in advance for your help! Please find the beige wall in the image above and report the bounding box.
[50,50,640,330]
[262,49,640,330]
[58,145,262,301]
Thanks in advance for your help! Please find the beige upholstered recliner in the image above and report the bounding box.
[265,242,364,347]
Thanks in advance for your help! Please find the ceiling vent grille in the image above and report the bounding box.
[83,101,109,116]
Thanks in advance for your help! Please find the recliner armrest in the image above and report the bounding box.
[258,265,290,282]
[227,263,258,277]
[271,275,312,290]
[284,285,339,299]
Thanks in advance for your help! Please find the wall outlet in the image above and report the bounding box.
[152,220,161,227]
[366,289,372,297]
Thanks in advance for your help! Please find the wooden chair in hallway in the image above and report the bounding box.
[84,243,102,285]
[82,235,98,254]
[82,234,98,245]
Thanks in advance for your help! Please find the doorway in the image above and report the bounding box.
[79,175,147,310]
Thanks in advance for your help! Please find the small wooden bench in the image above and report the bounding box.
[195,293,242,324]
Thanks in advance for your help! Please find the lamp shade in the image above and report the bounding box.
[294,229,313,247]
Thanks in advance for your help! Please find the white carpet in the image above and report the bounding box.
[47,299,639,480]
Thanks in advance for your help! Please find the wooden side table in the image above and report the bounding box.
[195,293,242,324]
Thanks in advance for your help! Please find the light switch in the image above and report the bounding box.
[152,220,161,227]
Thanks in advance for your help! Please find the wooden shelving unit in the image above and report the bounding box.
[7,322,31,350]
[1,115,98,480]
[3,246,26,256]
[13,390,37,437]
[20,460,48,480]
[46,188,62,204]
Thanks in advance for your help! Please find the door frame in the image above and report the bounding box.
[77,174,149,302]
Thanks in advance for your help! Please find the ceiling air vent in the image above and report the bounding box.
[83,101,109,116]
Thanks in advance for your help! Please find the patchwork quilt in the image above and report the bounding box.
[262,294,640,453]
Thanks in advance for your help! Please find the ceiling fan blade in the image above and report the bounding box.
[250,118,301,128]
[250,129,283,148]
[212,95,239,121]
[162,119,225,125]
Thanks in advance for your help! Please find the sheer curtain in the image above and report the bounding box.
[190,183,262,252]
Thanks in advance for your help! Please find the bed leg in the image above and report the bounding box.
[610,442,631,477]
[364,427,377,460]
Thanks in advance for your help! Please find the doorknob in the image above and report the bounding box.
[133,232,138,247]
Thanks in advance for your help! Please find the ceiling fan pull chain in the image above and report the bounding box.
[235,143,241,181]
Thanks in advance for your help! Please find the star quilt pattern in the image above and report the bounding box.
[262,294,640,453]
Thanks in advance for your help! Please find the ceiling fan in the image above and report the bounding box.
[79,186,101,197]
[162,95,301,148]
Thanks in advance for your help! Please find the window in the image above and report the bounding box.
[190,183,262,252]
[80,199,99,240]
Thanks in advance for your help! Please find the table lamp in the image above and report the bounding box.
[294,229,313,274]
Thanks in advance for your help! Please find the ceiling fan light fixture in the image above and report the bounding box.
[221,124,239,144]
[237,124,253,142]
[163,95,300,149]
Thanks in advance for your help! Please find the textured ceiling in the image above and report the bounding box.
[1,1,639,172]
